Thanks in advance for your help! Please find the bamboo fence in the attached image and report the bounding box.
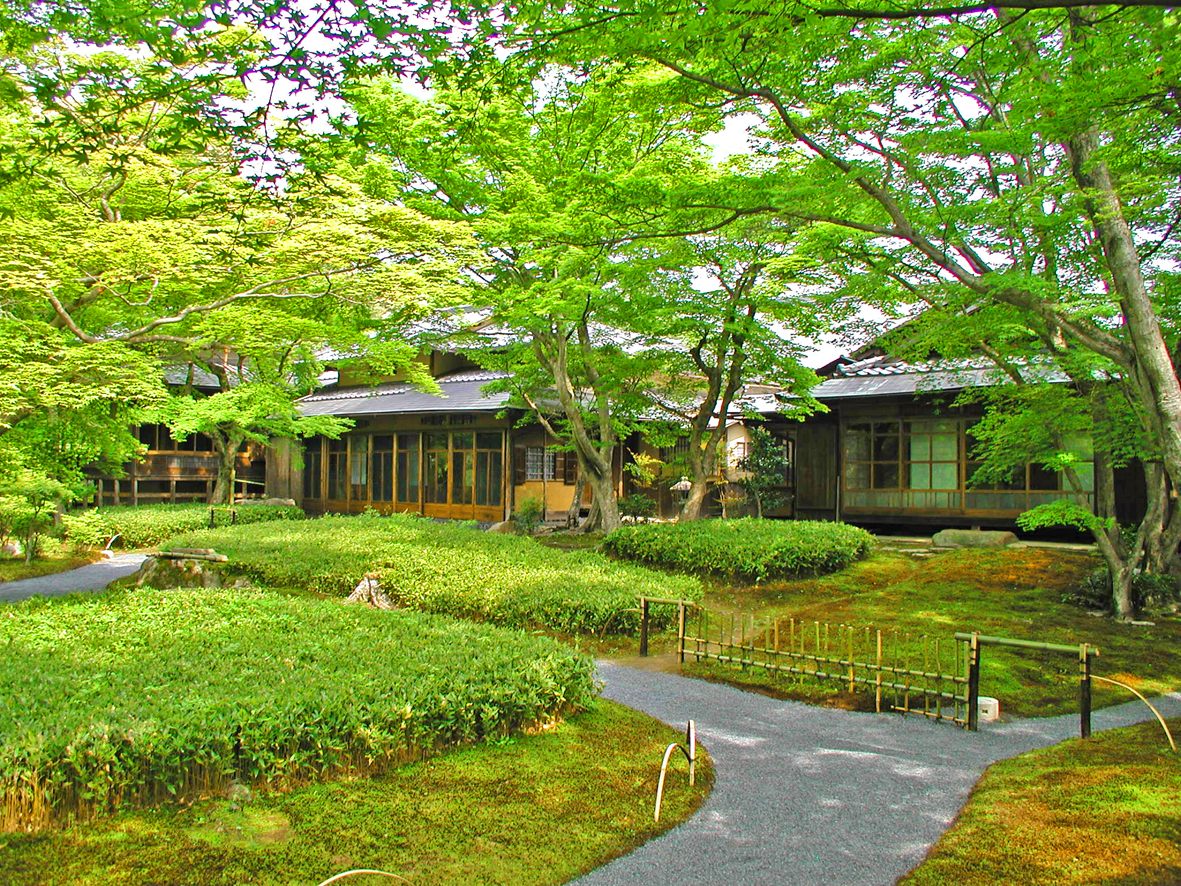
[681,607,972,727]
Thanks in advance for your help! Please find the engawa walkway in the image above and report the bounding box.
[0,554,147,603]
[576,661,1181,886]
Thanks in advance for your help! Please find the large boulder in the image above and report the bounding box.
[932,529,1018,549]
[132,552,248,589]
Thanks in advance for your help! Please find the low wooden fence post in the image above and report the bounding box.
[639,598,650,657]
[1080,643,1093,739]
[677,602,686,665]
[966,633,981,732]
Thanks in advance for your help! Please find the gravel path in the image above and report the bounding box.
[576,661,1181,886]
[0,554,147,603]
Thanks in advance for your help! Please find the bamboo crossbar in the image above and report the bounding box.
[953,632,1098,656]
[696,647,968,703]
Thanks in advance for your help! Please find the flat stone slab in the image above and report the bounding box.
[932,529,1018,548]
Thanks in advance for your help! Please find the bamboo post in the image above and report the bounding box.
[677,602,686,665]
[922,636,930,717]
[967,633,981,732]
[848,626,855,694]
[875,629,883,713]
[1080,643,1092,739]
[934,637,941,720]
[639,598,650,657]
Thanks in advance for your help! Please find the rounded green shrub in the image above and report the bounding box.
[165,513,701,634]
[602,518,874,582]
[63,503,304,549]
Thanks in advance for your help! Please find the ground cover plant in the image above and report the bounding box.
[165,513,701,634]
[0,588,595,831]
[603,518,874,582]
[63,503,304,549]
[0,701,711,885]
[903,717,1181,885]
[679,547,1181,716]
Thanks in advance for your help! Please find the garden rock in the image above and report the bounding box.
[487,519,517,534]
[347,574,394,609]
[240,497,296,507]
[932,529,1017,549]
[132,555,248,590]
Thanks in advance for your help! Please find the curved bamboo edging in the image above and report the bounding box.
[1089,675,1177,752]
[654,720,696,823]
[316,870,411,885]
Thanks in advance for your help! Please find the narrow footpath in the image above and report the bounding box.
[577,661,1181,886]
[0,554,146,603]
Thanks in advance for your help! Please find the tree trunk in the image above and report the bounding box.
[585,460,620,532]
[210,433,241,505]
[582,497,602,533]
[680,477,710,521]
[566,465,583,528]
[680,445,714,521]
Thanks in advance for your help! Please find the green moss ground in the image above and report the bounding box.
[0,701,711,886]
[903,718,1181,885]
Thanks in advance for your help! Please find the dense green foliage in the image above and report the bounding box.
[0,588,595,830]
[0,702,712,886]
[62,503,304,549]
[166,513,700,633]
[604,519,873,582]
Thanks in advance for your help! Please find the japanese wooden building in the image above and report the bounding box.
[275,354,624,522]
[755,355,1137,529]
[276,348,1127,531]
[89,366,265,506]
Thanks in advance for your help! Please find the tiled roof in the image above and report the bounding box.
[298,369,513,417]
[813,355,1067,400]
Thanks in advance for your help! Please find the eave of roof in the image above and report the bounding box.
[813,356,1069,400]
[297,369,513,417]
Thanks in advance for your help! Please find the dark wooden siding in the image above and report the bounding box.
[793,418,839,520]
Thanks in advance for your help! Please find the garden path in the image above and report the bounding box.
[0,554,147,603]
[577,660,1181,886]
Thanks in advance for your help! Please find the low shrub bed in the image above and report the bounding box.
[63,503,304,549]
[165,513,701,634]
[0,702,712,886]
[603,518,874,582]
[0,588,595,831]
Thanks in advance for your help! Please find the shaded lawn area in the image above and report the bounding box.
[680,547,1181,716]
[903,718,1181,885]
[0,701,712,886]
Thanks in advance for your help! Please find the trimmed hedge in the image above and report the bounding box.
[165,513,701,634]
[62,503,304,549]
[0,588,595,831]
[603,518,874,582]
